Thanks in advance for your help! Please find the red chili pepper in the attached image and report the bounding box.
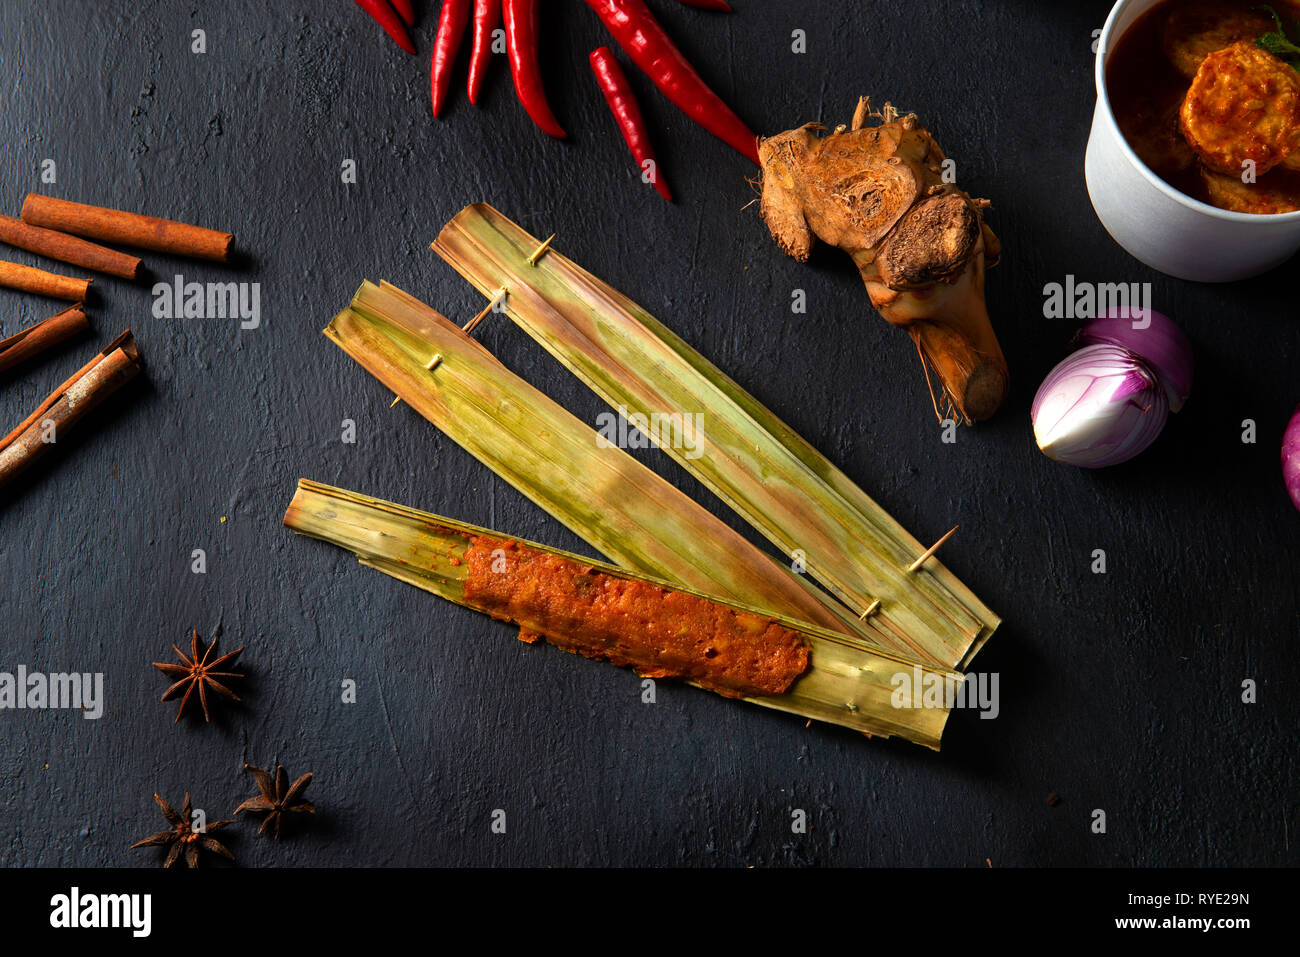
[589,47,672,202]
[503,0,567,138]
[391,0,417,25]
[354,0,417,55]
[677,0,732,11]
[468,0,502,106]
[431,0,471,117]
[584,0,758,163]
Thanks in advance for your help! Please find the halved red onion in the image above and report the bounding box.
[1032,344,1169,468]
[1284,404,1300,512]
[1075,308,1193,412]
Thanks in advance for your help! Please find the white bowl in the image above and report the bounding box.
[1085,0,1300,282]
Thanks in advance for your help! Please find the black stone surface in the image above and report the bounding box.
[0,0,1295,868]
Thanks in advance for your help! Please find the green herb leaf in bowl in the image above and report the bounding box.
[1256,4,1300,68]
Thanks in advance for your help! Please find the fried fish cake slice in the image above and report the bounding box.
[1162,2,1275,80]
[1180,42,1300,175]
[1201,165,1300,213]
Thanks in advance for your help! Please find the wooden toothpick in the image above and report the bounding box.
[463,288,507,335]
[907,525,959,573]
[526,233,556,266]
[395,286,507,405]
[857,598,881,620]
[386,283,511,407]
[390,353,445,408]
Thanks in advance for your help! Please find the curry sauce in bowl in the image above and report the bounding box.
[1107,0,1300,214]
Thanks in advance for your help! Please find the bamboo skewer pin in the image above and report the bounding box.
[852,527,956,616]
[390,288,507,408]
[907,525,959,574]
[462,287,507,334]
[394,244,548,411]
[390,351,446,408]
[857,598,881,620]
[526,233,556,266]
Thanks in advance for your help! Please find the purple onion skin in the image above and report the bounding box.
[1284,404,1300,512]
[1032,344,1169,468]
[1076,308,1193,412]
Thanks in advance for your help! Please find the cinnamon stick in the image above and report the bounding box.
[0,260,92,301]
[0,330,142,490]
[22,194,234,263]
[0,306,90,374]
[0,214,142,280]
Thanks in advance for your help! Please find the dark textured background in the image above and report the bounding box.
[0,0,1295,868]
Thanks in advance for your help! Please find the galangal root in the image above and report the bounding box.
[758,98,1008,423]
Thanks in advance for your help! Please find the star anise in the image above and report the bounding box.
[130,792,235,868]
[152,629,245,723]
[235,764,316,839]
